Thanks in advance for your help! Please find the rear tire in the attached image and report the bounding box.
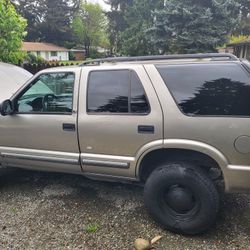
[144,162,219,235]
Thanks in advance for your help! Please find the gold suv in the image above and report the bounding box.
[1,53,250,235]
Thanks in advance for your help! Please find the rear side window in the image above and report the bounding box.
[87,70,149,114]
[156,63,250,116]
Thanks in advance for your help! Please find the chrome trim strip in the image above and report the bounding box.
[82,159,130,169]
[2,152,79,165]
[83,172,137,181]
[81,153,134,162]
[227,164,250,171]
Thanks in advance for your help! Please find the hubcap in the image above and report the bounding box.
[165,185,196,214]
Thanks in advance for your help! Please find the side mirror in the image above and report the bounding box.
[0,100,14,116]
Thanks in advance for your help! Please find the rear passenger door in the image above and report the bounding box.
[78,65,163,178]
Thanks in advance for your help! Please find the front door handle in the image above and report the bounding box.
[63,123,75,132]
[138,125,155,134]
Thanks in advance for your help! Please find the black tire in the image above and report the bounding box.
[144,162,219,235]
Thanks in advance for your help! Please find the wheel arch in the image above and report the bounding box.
[136,139,229,189]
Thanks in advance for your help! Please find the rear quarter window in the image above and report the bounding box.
[156,63,250,116]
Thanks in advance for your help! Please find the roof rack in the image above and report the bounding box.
[80,53,238,66]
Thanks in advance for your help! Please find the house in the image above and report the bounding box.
[218,46,234,54]
[70,48,86,61]
[227,40,250,60]
[22,42,69,61]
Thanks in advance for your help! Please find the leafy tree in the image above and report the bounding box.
[229,35,250,44]
[72,2,108,57]
[0,0,27,63]
[147,0,240,54]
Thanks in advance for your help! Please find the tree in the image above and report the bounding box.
[234,0,250,35]
[0,0,27,64]
[147,0,240,54]
[120,0,162,55]
[229,34,250,44]
[11,0,43,41]
[105,9,126,54]
[12,0,79,46]
[105,0,133,11]
[39,0,74,45]
[72,2,108,57]
[105,0,132,54]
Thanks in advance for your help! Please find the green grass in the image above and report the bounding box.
[10,207,18,214]
[85,223,100,233]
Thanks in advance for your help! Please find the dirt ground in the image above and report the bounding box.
[0,170,249,250]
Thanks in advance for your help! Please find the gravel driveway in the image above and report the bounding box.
[0,170,249,250]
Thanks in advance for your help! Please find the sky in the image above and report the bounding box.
[90,0,111,10]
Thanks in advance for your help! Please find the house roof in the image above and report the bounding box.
[22,42,69,52]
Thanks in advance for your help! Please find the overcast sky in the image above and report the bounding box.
[90,0,110,10]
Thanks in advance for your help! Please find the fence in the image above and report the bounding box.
[20,62,80,74]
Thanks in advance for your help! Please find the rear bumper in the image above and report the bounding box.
[224,165,250,193]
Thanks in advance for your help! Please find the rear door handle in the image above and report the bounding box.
[63,123,75,131]
[138,125,155,134]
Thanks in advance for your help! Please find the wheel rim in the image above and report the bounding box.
[160,184,200,218]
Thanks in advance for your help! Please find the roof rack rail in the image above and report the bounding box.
[80,53,238,66]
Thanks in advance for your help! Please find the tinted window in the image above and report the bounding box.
[156,63,250,116]
[131,71,150,113]
[87,70,149,114]
[88,70,129,113]
[17,72,74,113]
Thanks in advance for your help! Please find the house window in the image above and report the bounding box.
[37,51,41,56]
[51,51,57,57]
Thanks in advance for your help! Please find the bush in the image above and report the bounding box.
[27,53,45,64]
[69,51,76,61]
[89,49,106,59]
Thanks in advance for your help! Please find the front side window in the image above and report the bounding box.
[87,70,149,114]
[156,63,250,116]
[17,72,74,113]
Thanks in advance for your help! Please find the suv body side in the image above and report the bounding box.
[1,54,249,235]
[1,60,250,193]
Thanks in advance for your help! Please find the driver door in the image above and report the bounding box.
[0,69,81,174]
